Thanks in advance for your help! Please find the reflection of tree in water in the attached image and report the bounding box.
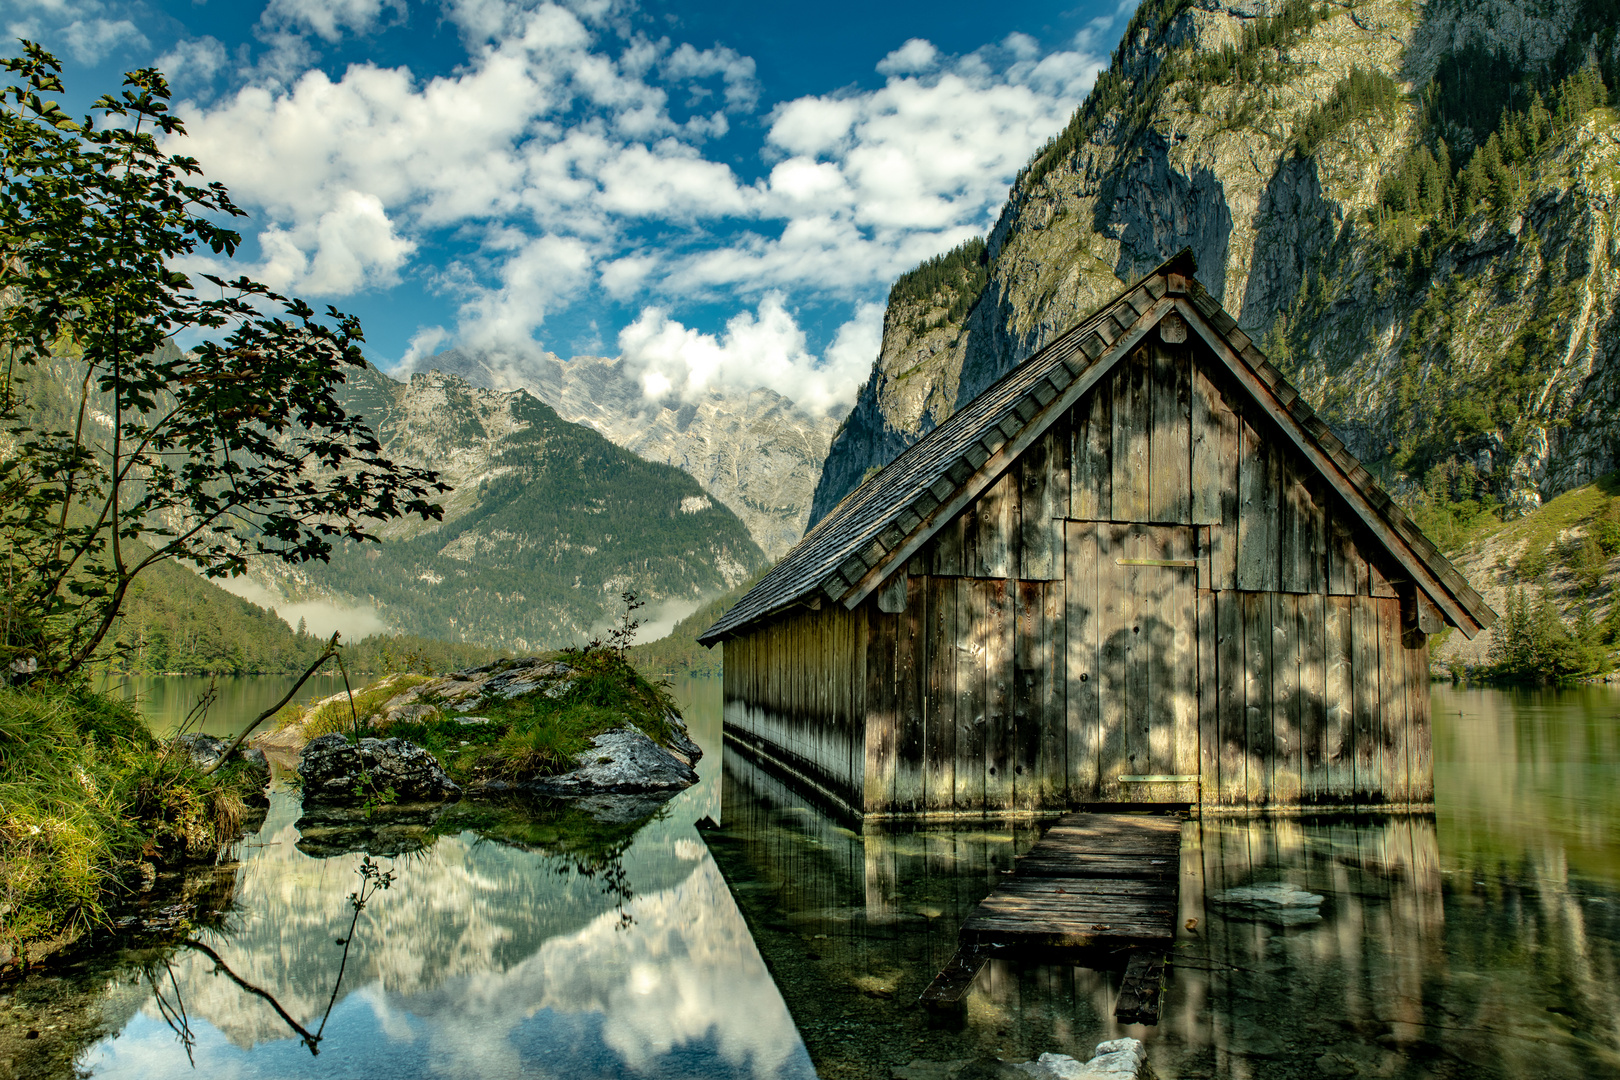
[147,856,396,1061]
[133,789,670,1063]
[438,794,671,930]
[552,834,638,930]
[141,960,197,1065]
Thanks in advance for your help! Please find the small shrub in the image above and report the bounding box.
[1516,540,1552,580]
[1595,501,1620,555]
[1569,532,1608,594]
[1599,602,1620,647]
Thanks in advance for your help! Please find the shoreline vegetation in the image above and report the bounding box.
[98,558,505,677]
[0,683,266,972]
[1418,471,1620,684]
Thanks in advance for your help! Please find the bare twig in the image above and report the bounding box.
[202,631,340,774]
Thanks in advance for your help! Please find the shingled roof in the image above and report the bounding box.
[699,250,1496,646]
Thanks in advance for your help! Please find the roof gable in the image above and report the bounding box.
[700,251,1495,645]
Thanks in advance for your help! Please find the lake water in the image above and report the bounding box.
[95,673,356,738]
[18,680,1620,1078]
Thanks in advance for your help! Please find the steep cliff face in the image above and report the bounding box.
[425,347,841,560]
[808,241,985,522]
[811,0,1620,527]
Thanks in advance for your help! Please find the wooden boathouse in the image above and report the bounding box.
[698,250,1495,818]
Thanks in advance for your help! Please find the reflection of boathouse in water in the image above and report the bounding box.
[699,251,1496,817]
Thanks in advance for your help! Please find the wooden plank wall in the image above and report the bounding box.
[721,603,867,810]
[1066,343,1433,809]
[855,423,1067,815]
[727,335,1438,814]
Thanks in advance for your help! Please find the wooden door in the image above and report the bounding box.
[1065,521,1199,803]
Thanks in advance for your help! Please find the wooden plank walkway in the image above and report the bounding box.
[919,812,1183,1021]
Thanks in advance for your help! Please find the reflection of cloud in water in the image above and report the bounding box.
[83,792,808,1080]
[392,860,804,1079]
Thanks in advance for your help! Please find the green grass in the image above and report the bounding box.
[375,646,680,785]
[0,683,260,967]
[1475,473,1620,573]
[276,672,434,738]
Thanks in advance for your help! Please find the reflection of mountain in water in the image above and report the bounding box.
[137,791,707,1051]
[380,859,806,1080]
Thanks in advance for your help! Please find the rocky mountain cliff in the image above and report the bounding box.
[249,366,765,650]
[812,0,1620,528]
[421,347,842,560]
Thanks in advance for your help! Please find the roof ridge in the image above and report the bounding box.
[699,248,1493,647]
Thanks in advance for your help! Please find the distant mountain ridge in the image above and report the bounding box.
[247,365,767,651]
[418,346,843,560]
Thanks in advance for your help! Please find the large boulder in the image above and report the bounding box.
[298,734,461,805]
[515,725,698,796]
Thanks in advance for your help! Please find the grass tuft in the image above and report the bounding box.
[276,672,434,739]
[0,682,260,968]
[375,645,681,784]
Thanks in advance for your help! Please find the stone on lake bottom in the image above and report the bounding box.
[1012,1039,1153,1080]
[1210,882,1326,925]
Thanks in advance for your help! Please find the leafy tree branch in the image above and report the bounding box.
[0,43,452,679]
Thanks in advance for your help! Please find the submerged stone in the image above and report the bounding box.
[1013,1039,1154,1080]
[1210,882,1326,925]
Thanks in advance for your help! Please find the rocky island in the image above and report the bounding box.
[259,649,702,810]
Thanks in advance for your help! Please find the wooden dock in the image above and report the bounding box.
[919,812,1183,1022]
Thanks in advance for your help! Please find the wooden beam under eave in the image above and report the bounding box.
[1176,299,1487,639]
[838,293,1179,611]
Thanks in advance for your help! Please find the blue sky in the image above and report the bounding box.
[4,0,1134,412]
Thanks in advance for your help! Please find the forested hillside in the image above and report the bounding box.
[269,369,769,650]
[629,569,766,677]
[105,559,502,675]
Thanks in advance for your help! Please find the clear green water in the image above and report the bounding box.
[22,680,1620,1078]
[94,673,355,738]
[704,683,1620,1080]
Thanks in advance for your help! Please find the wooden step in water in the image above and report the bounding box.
[960,877,1176,947]
[919,811,1183,1018]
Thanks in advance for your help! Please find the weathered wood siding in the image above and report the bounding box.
[721,604,867,813]
[726,333,1436,815]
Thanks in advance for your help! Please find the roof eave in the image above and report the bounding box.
[1174,295,1495,638]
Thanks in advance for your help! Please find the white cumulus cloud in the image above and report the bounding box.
[61,17,146,63]
[168,2,1121,409]
[261,0,406,42]
[618,295,881,415]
